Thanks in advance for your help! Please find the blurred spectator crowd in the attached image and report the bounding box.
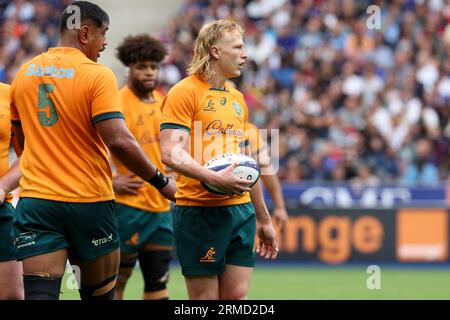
[0,0,70,82]
[2,0,450,186]
[157,0,450,187]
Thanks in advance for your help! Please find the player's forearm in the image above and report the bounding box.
[96,118,160,182]
[0,158,21,193]
[250,179,271,224]
[161,145,214,184]
[261,172,286,210]
[12,124,24,151]
[108,135,157,182]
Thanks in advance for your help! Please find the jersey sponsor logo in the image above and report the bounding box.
[203,99,216,112]
[139,131,159,144]
[220,97,227,106]
[200,247,216,263]
[25,64,75,79]
[91,233,113,247]
[205,120,244,137]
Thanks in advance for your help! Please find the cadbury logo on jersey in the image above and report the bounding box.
[205,120,243,137]
[25,64,75,79]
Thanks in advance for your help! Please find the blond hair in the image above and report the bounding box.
[187,19,244,79]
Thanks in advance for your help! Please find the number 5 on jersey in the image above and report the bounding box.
[38,83,59,126]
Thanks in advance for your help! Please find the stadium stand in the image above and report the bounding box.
[2,0,450,185]
[155,0,450,186]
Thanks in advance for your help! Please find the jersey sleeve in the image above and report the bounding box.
[160,82,196,133]
[117,89,131,128]
[90,67,123,124]
[8,82,20,123]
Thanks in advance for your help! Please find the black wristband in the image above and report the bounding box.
[148,169,170,190]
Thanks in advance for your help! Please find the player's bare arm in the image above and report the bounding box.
[0,159,21,204]
[160,128,252,195]
[11,124,24,152]
[258,148,288,234]
[96,118,176,201]
[244,144,278,259]
[250,179,279,260]
[0,132,23,204]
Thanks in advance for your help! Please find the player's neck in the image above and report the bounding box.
[58,38,84,55]
[205,73,227,90]
[128,83,155,103]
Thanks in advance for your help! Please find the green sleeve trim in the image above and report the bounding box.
[209,87,229,92]
[160,123,190,133]
[11,120,21,126]
[92,111,124,124]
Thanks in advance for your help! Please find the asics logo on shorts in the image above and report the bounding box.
[200,247,216,263]
[91,233,113,247]
[126,232,139,246]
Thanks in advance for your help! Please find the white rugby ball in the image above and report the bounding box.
[202,153,260,195]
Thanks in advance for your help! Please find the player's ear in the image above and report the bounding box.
[210,45,220,60]
[78,25,90,45]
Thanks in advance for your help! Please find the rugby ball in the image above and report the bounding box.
[202,153,260,195]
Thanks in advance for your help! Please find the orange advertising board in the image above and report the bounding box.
[397,209,448,262]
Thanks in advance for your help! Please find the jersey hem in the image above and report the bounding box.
[18,192,115,203]
[115,199,170,212]
[175,197,251,207]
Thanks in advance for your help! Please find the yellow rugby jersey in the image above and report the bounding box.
[112,86,170,212]
[0,83,13,203]
[10,47,122,202]
[161,75,251,207]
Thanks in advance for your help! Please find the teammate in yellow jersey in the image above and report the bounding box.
[0,82,23,300]
[160,19,278,300]
[245,122,288,235]
[112,34,173,300]
[9,1,175,300]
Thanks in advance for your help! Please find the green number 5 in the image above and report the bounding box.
[38,83,59,126]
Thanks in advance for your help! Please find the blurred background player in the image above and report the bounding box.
[0,82,23,300]
[10,1,175,300]
[160,19,278,300]
[112,34,173,300]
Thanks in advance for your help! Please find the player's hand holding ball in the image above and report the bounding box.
[202,153,260,196]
